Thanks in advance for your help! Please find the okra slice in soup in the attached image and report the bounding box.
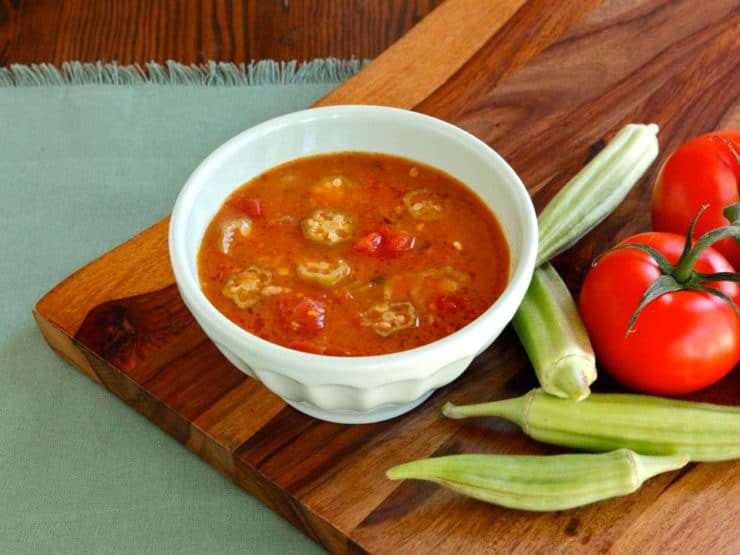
[403,189,445,220]
[222,266,272,308]
[311,175,357,204]
[411,266,469,307]
[297,259,351,287]
[219,217,253,254]
[301,209,354,245]
[361,301,418,337]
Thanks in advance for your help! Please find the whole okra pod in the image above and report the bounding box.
[515,123,660,400]
[511,263,594,400]
[443,388,740,462]
[386,448,687,511]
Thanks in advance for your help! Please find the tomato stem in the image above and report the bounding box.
[608,202,740,334]
[672,203,740,283]
[723,202,740,227]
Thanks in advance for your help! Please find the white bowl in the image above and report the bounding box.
[169,105,537,424]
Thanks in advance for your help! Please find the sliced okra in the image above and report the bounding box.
[361,301,418,337]
[411,266,469,307]
[301,209,354,245]
[297,259,351,287]
[219,217,253,254]
[221,266,272,308]
[403,188,445,220]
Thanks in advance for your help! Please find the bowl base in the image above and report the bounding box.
[285,390,434,424]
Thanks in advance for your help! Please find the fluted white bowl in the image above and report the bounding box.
[169,105,537,423]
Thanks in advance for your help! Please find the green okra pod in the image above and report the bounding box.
[511,263,595,400]
[443,388,740,462]
[535,123,660,267]
[515,123,660,400]
[386,448,688,512]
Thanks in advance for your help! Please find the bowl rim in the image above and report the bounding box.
[169,104,538,374]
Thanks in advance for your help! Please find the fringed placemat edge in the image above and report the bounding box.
[0,59,370,87]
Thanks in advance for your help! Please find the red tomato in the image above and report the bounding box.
[354,227,415,257]
[651,130,740,269]
[228,195,263,218]
[354,232,383,254]
[278,297,326,333]
[381,226,415,255]
[579,232,740,395]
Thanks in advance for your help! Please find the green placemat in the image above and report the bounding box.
[0,60,364,555]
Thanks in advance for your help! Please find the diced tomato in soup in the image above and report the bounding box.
[198,152,509,356]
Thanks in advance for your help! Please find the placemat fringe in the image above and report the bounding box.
[0,59,368,87]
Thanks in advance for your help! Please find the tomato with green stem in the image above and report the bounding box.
[651,130,740,269]
[579,205,740,395]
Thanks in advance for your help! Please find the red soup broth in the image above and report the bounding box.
[197,152,510,356]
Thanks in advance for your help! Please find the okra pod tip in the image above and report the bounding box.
[545,354,593,400]
[512,263,596,402]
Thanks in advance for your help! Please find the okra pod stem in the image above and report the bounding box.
[511,263,595,400]
[386,448,688,512]
[443,389,740,462]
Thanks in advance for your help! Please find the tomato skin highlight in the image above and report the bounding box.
[578,232,740,395]
[651,130,740,269]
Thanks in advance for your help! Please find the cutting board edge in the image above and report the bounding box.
[33,307,104,384]
[33,304,366,554]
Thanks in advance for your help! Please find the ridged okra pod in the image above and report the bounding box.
[511,263,594,400]
[443,388,740,462]
[535,123,660,266]
[386,448,687,512]
[514,123,660,400]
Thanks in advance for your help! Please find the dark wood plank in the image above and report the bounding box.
[0,0,442,66]
[31,0,740,553]
[0,1,14,64]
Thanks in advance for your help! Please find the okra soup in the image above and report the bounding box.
[197,152,510,356]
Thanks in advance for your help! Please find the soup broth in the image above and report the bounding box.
[197,152,510,356]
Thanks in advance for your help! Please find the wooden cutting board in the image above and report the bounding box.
[34,0,740,552]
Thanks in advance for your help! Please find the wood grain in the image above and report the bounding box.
[32,0,740,553]
[315,0,530,110]
[0,0,442,66]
